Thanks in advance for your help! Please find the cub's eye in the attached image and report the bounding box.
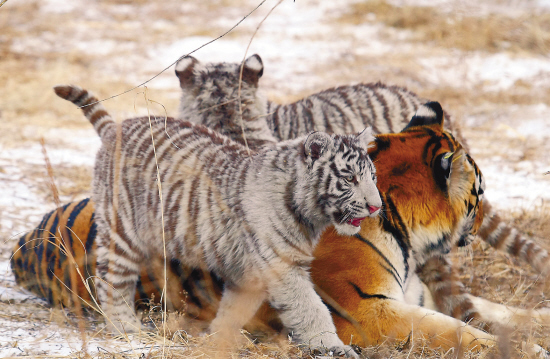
[344,175,355,182]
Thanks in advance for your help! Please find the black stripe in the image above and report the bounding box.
[86,210,97,253]
[421,128,442,167]
[73,90,89,106]
[62,199,90,249]
[135,276,150,305]
[83,212,98,281]
[354,233,403,287]
[380,263,403,292]
[381,193,410,282]
[68,198,90,227]
[349,281,392,300]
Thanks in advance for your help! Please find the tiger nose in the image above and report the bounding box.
[368,205,380,214]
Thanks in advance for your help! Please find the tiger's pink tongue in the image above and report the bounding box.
[347,217,366,227]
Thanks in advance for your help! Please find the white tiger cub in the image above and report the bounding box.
[54,84,382,357]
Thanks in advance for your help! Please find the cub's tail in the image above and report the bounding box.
[54,85,115,139]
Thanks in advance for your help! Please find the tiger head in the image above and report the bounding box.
[369,102,485,264]
[175,54,276,148]
[302,128,383,236]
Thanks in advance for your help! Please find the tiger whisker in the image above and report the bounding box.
[377,209,388,221]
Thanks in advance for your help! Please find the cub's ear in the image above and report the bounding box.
[175,56,199,88]
[355,127,375,150]
[433,149,465,192]
[304,132,333,166]
[402,101,444,132]
[242,54,264,86]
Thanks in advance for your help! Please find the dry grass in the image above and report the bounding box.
[340,0,550,54]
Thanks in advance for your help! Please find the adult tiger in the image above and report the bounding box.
[11,102,550,354]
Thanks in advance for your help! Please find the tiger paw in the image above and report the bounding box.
[328,345,359,358]
[522,342,550,359]
[309,344,359,358]
[104,315,142,335]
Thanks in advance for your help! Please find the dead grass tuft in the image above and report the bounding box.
[341,0,550,54]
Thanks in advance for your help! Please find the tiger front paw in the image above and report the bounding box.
[522,342,550,359]
[328,344,359,358]
[103,314,142,335]
[308,344,359,358]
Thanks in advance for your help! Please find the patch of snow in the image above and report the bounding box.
[477,162,550,210]
[418,53,550,91]
[0,144,96,168]
[0,318,162,358]
[512,112,550,139]
[40,0,82,14]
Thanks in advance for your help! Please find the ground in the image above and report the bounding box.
[1,0,550,357]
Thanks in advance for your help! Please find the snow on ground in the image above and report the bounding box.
[418,53,550,90]
[1,0,550,357]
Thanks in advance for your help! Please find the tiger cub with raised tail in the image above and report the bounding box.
[54,84,381,357]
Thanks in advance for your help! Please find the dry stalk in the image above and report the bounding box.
[142,86,169,355]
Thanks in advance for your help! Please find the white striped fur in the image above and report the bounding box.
[266,82,437,142]
[55,84,382,357]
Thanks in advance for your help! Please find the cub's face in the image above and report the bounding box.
[305,130,382,236]
[175,54,265,134]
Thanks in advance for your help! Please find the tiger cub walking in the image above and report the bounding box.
[54,85,381,356]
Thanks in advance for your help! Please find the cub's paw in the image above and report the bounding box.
[309,345,359,358]
[522,342,550,359]
[104,315,142,336]
[329,345,359,358]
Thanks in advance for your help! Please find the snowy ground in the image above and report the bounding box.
[1,0,550,357]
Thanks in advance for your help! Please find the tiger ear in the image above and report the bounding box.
[402,101,445,132]
[355,127,375,150]
[175,56,199,88]
[304,132,332,166]
[242,54,264,86]
[434,149,465,192]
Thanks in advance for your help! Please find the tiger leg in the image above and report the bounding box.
[95,228,142,334]
[466,295,550,328]
[267,268,358,358]
[335,298,496,353]
[209,281,267,345]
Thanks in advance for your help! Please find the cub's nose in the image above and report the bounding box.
[368,205,380,214]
